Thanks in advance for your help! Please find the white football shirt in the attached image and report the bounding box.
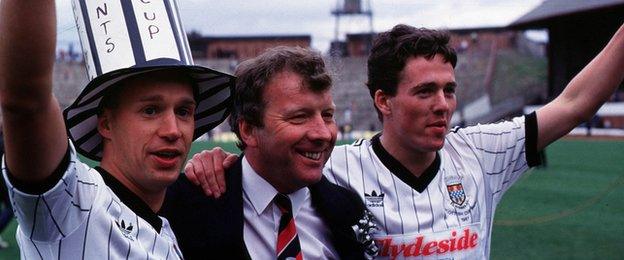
[2,142,184,259]
[324,115,539,259]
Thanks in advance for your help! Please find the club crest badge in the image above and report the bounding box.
[445,176,467,207]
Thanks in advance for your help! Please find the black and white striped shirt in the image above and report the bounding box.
[2,142,183,259]
[325,115,539,259]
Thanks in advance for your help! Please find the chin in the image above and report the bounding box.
[154,169,181,182]
[423,140,445,152]
[432,142,445,151]
[299,171,323,186]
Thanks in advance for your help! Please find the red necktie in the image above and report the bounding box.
[274,194,303,260]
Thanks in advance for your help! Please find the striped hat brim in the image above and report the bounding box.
[63,64,234,161]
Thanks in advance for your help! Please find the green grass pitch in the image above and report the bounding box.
[1,139,622,259]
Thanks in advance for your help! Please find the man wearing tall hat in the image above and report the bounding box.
[0,0,233,259]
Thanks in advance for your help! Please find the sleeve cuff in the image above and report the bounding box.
[525,112,542,167]
[5,144,71,195]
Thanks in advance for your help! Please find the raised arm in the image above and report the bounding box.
[536,23,624,150]
[0,0,68,182]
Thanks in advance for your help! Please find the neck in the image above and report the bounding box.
[99,159,165,213]
[379,134,437,178]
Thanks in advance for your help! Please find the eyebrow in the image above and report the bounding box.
[138,95,196,106]
[180,98,197,107]
[138,95,164,102]
[415,81,457,88]
[282,103,336,115]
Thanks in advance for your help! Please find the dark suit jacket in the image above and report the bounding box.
[161,157,368,260]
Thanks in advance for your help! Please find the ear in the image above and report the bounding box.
[239,120,258,148]
[374,89,392,117]
[97,112,112,140]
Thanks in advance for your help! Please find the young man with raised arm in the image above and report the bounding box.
[0,0,233,258]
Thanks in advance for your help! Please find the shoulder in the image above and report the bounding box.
[346,138,373,151]
[446,116,527,143]
[168,158,243,199]
[166,174,205,199]
[163,158,244,212]
[328,139,374,166]
[310,177,373,259]
[313,177,360,200]
[161,174,220,219]
[310,177,365,223]
[162,160,247,259]
[449,116,527,135]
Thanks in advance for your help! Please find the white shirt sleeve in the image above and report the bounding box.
[449,116,531,200]
[2,141,100,242]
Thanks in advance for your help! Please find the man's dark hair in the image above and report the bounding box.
[229,46,332,149]
[367,24,457,120]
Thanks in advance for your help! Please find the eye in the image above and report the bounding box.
[143,106,158,116]
[444,85,456,94]
[416,87,434,97]
[177,109,189,117]
[289,113,308,124]
[176,106,194,118]
[322,111,335,121]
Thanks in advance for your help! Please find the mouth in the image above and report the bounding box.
[427,121,449,135]
[150,149,183,168]
[428,120,448,128]
[301,151,322,160]
[153,150,182,158]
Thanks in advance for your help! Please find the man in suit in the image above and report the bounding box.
[161,46,376,259]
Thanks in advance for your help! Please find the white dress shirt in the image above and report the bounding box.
[241,156,339,259]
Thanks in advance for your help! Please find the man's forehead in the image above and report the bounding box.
[117,79,195,103]
[401,56,455,81]
[136,93,195,103]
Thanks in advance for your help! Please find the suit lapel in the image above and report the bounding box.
[222,157,252,259]
[309,177,364,246]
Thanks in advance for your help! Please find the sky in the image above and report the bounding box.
[54,0,545,53]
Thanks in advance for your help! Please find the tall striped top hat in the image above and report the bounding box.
[64,0,234,161]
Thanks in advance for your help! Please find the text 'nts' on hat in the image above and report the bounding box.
[63,0,234,161]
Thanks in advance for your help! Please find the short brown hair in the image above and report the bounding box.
[367,24,457,120]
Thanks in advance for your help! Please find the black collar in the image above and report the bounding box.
[96,167,163,233]
[371,133,440,193]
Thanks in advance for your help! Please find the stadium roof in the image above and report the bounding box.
[509,0,624,29]
[187,32,311,42]
[344,26,508,39]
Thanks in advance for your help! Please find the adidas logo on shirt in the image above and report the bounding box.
[115,219,135,241]
[365,190,385,207]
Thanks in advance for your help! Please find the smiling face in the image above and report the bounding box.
[376,54,457,155]
[98,71,196,196]
[242,70,337,194]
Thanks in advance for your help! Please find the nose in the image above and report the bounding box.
[158,111,183,141]
[432,91,450,116]
[307,115,334,144]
